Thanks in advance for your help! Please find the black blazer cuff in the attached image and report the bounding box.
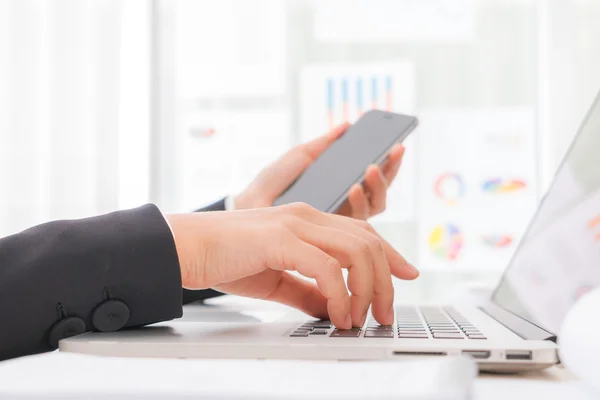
[116,204,184,326]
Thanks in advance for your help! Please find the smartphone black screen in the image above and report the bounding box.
[273,110,418,212]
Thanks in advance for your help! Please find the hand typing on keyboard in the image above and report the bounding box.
[290,307,486,339]
[166,203,419,330]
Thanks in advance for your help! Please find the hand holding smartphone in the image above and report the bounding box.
[273,110,418,213]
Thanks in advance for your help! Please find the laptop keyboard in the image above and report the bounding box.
[290,306,486,340]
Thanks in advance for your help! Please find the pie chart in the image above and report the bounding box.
[434,173,466,206]
[428,224,463,261]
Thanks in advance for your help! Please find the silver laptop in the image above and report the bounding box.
[61,93,600,373]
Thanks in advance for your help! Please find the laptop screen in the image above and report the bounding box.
[492,93,600,334]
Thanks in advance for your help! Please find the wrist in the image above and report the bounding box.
[235,190,271,210]
[233,191,252,210]
[164,214,208,289]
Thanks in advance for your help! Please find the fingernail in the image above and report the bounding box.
[408,263,420,277]
[344,314,352,329]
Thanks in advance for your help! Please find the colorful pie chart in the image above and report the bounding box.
[434,173,466,206]
[428,224,463,261]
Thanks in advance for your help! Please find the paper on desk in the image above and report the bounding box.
[474,379,597,400]
[0,353,476,400]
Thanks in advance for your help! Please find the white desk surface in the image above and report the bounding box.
[0,296,594,399]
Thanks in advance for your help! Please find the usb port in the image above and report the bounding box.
[462,350,491,360]
[505,350,532,360]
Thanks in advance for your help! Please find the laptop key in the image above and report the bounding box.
[290,332,309,337]
[297,327,315,331]
[330,329,362,338]
[432,333,464,339]
[430,328,459,332]
[364,331,394,338]
[304,323,332,329]
[428,325,456,329]
[398,334,429,338]
[309,330,329,335]
[429,326,459,330]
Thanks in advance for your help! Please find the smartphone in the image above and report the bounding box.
[273,110,418,213]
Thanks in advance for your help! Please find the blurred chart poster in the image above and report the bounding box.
[173,0,286,98]
[178,111,291,211]
[313,0,474,43]
[299,62,417,221]
[417,108,538,270]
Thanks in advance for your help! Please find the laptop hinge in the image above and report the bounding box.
[480,303,557,342]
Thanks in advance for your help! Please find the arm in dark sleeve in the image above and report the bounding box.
[0,204,182,361]
[182,198,228,304]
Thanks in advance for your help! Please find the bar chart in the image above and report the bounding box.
[325,75,394,128]
[299,62,415,142]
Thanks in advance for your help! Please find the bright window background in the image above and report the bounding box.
[0,0,151,233]
[1,0,600,303]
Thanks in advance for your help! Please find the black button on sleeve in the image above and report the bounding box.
[92,300,130,332]
[48,317,86,349]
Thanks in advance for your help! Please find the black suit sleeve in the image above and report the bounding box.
[182,198,228,305]
[0,204,183,361]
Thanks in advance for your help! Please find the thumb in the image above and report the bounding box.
[255,123,350,202]
[265,272,329,320]
[299,122,350,159]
